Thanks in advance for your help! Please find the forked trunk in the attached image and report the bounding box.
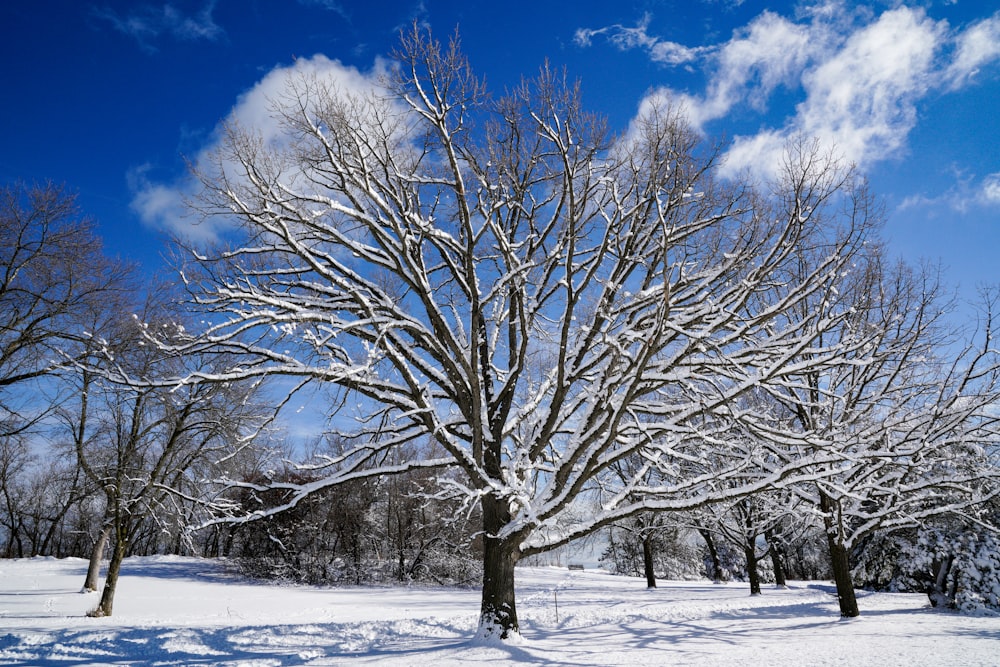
[821,493,859,617]
[90,534,126,617]
[927,554,955,608]
[478,494,520,640]
[699,528,724,583]
[83,525,110,592]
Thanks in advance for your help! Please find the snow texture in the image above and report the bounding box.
[2,556,999,665]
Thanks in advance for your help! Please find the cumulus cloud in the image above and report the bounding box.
[129,55,388,243]
[721,6,946,179]
[580,3,1000,182]
[94,1,223,50]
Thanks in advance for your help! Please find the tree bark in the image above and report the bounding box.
[478,494,520,640]
[699,528,724,583]
[821,493,859,617]
[765,528,787,588]
[927,554,955,608]
[745,541,762,596]
[642,533,657,589]
[83,525,110,592]
[90,531,126,617]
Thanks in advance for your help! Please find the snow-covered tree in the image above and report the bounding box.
[0,434,97,558]
[173,27,887,639]
[856,512,1000,614]
[600,515,706,584]
[764,237,1000,616]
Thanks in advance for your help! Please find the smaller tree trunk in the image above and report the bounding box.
[745,540,762,596]
[821,493,859,617]
[699,528,724,583]
[642,533,657,589]
[90,532,126,617]
[83,525,110,592]
[765,528,787,588]
[927,554,955,608]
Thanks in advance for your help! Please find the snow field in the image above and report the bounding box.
[1,556,999,665]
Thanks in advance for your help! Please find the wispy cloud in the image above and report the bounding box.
[719,6,945,179]
[296,0,350,21]
[574,14,707,66]
[579,4,1000,181]
[94,1,223,51]
[946,13,1000,89]
[898,171,1000,215]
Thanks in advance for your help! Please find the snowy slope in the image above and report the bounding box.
[1,556,998,665]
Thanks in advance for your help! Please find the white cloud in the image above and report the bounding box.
[127,164,205,242]
[790,7,944,169]
[979,173,1000,205]
[696,10,825,129]
[587,4,1000,182]
[95,1,223,50]
[718,131,789,181]
[718,6,946,179]
[605,9,827,156]
[898,171,1000,215]
[130,55,388,243]
[946,13,1000,88]
[297,0,348,16]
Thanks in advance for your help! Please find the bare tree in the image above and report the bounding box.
[0,181,132,564]
[0,181,131,437]
[762,226,1000,616]
[72,293,264,617]
[172,28,883,639]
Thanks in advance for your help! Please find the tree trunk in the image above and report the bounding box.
[745,540,762,596]
[642,533,657,589]
[927,554,955,608]
[478,494,520,641]
[90,532,126,617]
[83,525,110,592]
[821,493,859,617]
[699,528,724,583]
[765,528,787,588]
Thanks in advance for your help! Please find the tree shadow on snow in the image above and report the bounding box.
[0,617,484,666]
[115,557,245,584]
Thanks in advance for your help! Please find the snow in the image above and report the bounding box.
[2,556,999,666]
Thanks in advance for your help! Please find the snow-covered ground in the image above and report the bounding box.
[2,556,998,665]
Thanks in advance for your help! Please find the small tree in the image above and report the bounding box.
[766,239,1000,616]
[0,181,132,563]
[74,295,264,617]
[858,516,1000,613]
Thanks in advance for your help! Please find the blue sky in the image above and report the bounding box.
[2,0,998,305]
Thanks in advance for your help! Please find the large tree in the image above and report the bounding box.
[174,28,882,639]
